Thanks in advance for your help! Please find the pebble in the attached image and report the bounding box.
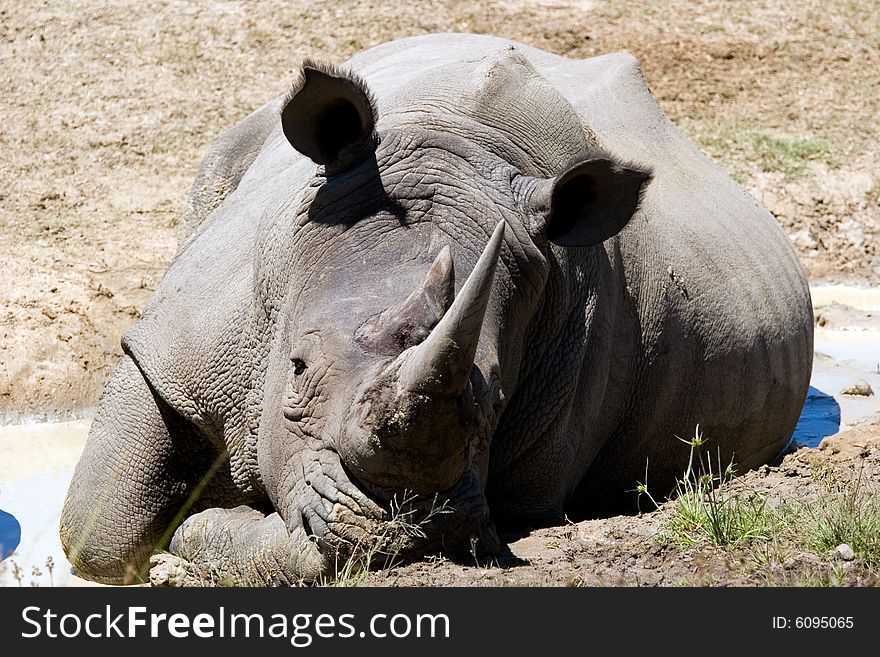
[834,543,855,561]
[841,380,874,397]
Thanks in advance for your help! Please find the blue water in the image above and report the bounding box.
[792,386,841,449]
[0,508,21,561]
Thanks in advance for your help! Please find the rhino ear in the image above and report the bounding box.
[527,156,652,247]
[281,60,378,173]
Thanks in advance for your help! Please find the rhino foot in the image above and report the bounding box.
[165,505,323,585]
[148,553,225,587]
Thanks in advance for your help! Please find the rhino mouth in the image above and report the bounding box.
[289,449,497,575]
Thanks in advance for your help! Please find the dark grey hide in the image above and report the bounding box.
[61,34,813,585]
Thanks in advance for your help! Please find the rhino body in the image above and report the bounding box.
[61,34,812,584]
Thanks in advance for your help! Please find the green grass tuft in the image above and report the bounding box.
[751,133,840,178]
[697,122,840,180]
[795,467,880,566]
[657,426,783,548]
[641,426,880,586]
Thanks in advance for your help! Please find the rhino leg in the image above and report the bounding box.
[152,507,321,586]
[154,465,499,586]
[154,450,387,585]
[60,356,218,584]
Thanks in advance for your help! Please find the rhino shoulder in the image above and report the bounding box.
[122,197,258,431]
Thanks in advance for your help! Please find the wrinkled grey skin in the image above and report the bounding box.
[60,34,813,585]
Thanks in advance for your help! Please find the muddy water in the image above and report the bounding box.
[810,284,880,437]
[0,420,90,585]
[810,286,880,312]
[0,285,877,585]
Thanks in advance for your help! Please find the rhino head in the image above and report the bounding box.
[249,55,651,572]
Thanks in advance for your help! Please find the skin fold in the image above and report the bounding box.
[60,34,813,585]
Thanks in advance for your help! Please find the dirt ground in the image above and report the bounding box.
[2,1,879,586]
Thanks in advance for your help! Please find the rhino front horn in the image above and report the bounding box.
[399,221,506,395]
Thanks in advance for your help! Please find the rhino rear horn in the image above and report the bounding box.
[355,246,455,356]
[281,61,378,173]
[398,221,506,395]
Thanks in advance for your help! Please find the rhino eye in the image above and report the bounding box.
[292,358,307,375]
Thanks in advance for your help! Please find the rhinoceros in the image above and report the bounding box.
[60,33,813,585]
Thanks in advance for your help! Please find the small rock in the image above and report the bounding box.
[834,544,855,561]
[841,380,874,397]
[818,437,841,454]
